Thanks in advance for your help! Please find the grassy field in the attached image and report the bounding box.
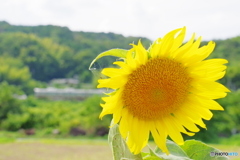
[0,138,239,160]
[0,138,112,160]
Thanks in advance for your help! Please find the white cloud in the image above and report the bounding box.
[0,0,239,40]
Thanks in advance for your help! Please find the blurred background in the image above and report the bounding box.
[0,0,239,159]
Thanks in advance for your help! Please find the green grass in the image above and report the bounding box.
[0,138,112,160]
[220,134,240,146]
[0,137,15,143]
[0,132,239,160]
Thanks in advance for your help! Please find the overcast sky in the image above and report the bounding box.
[0,0,240,41]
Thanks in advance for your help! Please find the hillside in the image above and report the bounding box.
[0,21,240,93]
[0,21,151,52]
[0,21,151,92]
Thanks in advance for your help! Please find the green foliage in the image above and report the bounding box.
[0,56,42,94]
[0,32,75,82]
[0,137,15,144]
[180,140,228,160]
[89,49,128,69]
[153,141,191,160]
[1,21,240,88]
[210,37,240,63]
[0,82,22,120]
[220,134,240,146]
[1,21,240,90]
[80,95,111,130]
[0,58,30,84]
[215,90,240,131]
[223,64,240,90]
[1,113,29,131]
[212,90,240,134]
[0,21,151,85]
[0,95,111,135]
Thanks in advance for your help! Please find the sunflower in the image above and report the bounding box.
[97,27,229,154]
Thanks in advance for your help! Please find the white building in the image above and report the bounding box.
[34,87,108,100]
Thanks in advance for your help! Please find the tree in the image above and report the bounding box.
[0,82,22,120]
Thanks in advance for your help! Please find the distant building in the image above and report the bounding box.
[13,94,27,100]
[50,78,79,88]
[34,87,108,100]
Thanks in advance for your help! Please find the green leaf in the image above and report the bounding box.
[143,155,163,160]
[142,150,163,160]
[180,140,229,160]
[153,140,192,160]
[89,49,128,70]
[108,123,142,160]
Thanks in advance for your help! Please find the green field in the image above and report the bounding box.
[0,138,112,160]
[0,138,239,160]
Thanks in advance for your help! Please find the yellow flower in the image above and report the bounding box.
[97,27,229,154]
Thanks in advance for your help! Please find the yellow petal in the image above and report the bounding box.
[119,108,132,138]
[186,41,215,65]
[186,104,213,120]
[162,116,184,145]
[102,68,130,77]
[160,28,183,57]
[126,48,137,70]
[174,112,200,132]
[179,106,206,128]
[113,107,122,124]
[190,81,230,99]
[97,76,127,89]
[169,27,186,55]
[168,115,195,136]
[171,33,196,59]
[128,117,149,153]
[150,121,169,154]
[113,61,131,70]
[189,59,228,81]
[99,89,124,118]
[189,94,224,110]
[190,58,228,69]
[150,38,162,58]
[134,40,148,65]
[178,36,202,62]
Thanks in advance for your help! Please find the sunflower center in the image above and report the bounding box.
[122,58,192,120]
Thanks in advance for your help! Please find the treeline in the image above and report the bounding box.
[0,21,151,92]
[1,21,240,92]
[0,82,111,136]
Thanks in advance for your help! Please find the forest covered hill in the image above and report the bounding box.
[0,21,240,94]
[0,21,151,93]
